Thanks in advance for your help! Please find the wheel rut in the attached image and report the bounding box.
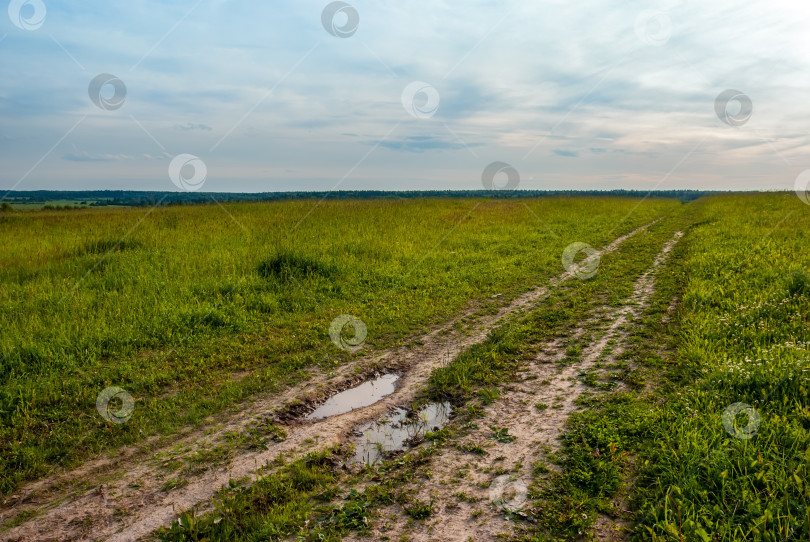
[0,223,656,542]
[348,231,683,542]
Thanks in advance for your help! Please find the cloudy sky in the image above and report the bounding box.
[2,0,809,192]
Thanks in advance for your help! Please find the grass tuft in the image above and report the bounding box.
[786,267,810,297]
[78,239,144,255]
[257,252,337,282]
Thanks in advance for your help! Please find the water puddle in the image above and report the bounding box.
[352,402,452,465]
[306,373,399,420]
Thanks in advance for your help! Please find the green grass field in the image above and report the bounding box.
[1,194,808,541]
[0,197,672,493]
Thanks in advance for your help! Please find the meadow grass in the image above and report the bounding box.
[523,194,809,540]
[632,194,810,540]
[151,202,692,541]
[157,448,346,541]
[98,194,810,541]
[0,197,674,493]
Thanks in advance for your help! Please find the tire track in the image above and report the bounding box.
[350,231,682,542]
[0,223,656,542]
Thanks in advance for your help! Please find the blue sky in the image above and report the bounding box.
[1,0,809,192]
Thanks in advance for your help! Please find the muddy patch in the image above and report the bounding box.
[306,374,399,420]
[271,366,394,423]
[351,402,452,465]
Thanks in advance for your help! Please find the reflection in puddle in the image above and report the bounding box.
[306,374,399,420]
[352,402,452,465]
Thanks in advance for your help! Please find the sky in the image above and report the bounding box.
[2,0,810,193]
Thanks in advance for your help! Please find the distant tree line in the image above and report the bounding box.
[0,189,766,208]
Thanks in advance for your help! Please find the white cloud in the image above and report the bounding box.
[1,0,810,191]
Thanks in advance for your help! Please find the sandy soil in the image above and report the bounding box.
[0,223,655,542]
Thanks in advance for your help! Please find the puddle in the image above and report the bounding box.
[306,374,399,420]
[352,402,452,465]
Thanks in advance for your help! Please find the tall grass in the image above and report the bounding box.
[634,194,810,540]
[0,197,674,493]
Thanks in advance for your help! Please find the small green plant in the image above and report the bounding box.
[424,428,450,444]
[579,370,599,388]
[477,388,501,405]
[325,490,371,531]
[454,491,478,503]
[259,421,288,443]
[560,343,582,365]
[786,267,810,297]
[458,442,487,455]
[161,477,188,492]
[489,426,517,443]
[404,499,433,520]
[5,509,38,529]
